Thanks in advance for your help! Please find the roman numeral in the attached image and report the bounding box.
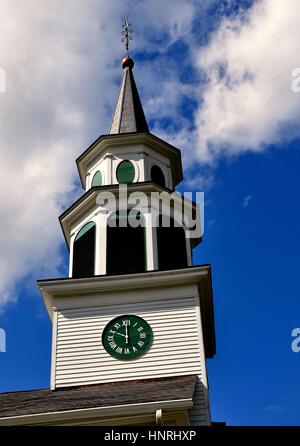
[122,320,130,326]
[139,332,146,339]
[108,335,114,341]
[138,341,144,347]
[116,347,123,354]
[114,323,121,329]
[132,346,137,352]
[109,341,117,350]
[124,348,130,354]
[137,326,143,332]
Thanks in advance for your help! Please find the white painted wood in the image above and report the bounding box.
[68,233,75,278]
[76,133,183,190]
[186,236,192,267]
[40,267,213,425]
[144,211,156,271]
[94,210,107,275]
[53,292,210,425]
[84,141,174,190]
[189,293,211,425]
[50,310,58,390]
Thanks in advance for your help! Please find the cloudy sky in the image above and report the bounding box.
[1,0,300,425]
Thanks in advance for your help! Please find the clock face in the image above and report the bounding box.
[102,315,153,360]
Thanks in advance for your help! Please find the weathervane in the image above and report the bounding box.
[121,19,133,55]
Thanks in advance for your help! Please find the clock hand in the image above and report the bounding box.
[125,321,129,345]
[110,330,127,339]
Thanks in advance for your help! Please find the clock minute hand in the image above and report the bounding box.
[125,321,129,345]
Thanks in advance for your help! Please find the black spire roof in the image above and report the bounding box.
[109,57,149,134]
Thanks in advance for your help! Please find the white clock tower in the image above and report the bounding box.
[0,28,216,427]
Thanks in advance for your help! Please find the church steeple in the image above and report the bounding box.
[0,20,216,429]
[109,56,149,134]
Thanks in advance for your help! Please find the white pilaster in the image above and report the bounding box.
[94,210,108,275]
[186,235,192,266]
[107,155,113,185]
[68,232,76,277]
[86,172,91,191]
[145,211,158,271]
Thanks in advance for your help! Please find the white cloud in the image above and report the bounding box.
[0,0,197,309]
[243,195,252,208]
[195,0,300,163]
[1,0,300,311]
[265,405,285,412]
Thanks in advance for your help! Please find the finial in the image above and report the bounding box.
[121,19,134,69]
[121,19,133,55]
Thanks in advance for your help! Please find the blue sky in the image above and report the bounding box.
[1,0,300,426]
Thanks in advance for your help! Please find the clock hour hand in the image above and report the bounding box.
[110,330,127,339]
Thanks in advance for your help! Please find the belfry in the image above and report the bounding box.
[0,22,216,426]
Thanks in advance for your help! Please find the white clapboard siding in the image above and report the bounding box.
[189,379,210,426]
[54,295,209,425]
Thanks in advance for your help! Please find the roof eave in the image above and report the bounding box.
[59,182,199,249]
[0,397,193,426]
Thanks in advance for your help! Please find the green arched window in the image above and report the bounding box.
[116,160,135,184]
[72,221,96,278]
[91,171,102,187]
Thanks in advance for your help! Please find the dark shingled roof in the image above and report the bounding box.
[0,375,197,418]
[109,65,149,134]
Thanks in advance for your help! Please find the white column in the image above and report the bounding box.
[94,210,108,275]
[68,233,76,277]
[141,153,148,181]
[144,211,158,271]
[106,156,113,185]
[167,165,172,189]
[86,172,91,191]
[186,235,193,266]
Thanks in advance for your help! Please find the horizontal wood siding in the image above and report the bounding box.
[55,295,210,425]
[189,378,210,426]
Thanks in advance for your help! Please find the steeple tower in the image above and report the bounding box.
[0,23,216,427]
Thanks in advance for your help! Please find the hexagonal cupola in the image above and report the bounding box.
[77,132,183,192]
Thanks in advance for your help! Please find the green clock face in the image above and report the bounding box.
[102,315,153,360]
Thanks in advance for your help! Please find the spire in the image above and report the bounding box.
[108,20,149,134]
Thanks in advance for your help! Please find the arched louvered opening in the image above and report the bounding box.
[151,165,165,187]
[72,221,96,278]
[156,215,188,271]
[91,171,102,187]
[106,211,146,275]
